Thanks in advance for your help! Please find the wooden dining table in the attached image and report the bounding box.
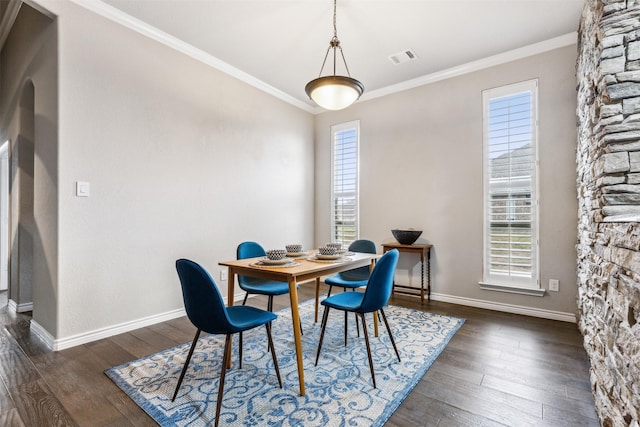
[219,251,376,396]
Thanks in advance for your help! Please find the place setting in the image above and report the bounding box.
[250,245,307,268]
[307,243,354,263]
[284,244,308,259]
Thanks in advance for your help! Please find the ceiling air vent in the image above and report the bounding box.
[388,49,418,65]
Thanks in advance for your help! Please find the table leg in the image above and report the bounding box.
[227,269,235,307]
[369,259,379,337]
[427,250,431,300]
[420,253,425,304]
[288,277,306,396]
[373,311,379,337]
[314,278,321,323]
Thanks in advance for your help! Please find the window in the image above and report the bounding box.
[331,121,359,247]
[482,80,539,291]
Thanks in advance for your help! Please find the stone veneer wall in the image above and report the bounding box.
[576,0,640,426]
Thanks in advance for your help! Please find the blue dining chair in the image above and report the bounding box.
[173,259,282,427]
[237,241,294,312]
[237,241,303,339]
[324,239,377,297]
[323,239,377,336]
[315,249,400,389]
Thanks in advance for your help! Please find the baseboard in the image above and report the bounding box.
[430,292,577,323]
[6,299,32,313]
[17,302,33,312]
[30,320,56,350]
[42,307,187,351]
[27,292,246,351]
[28,290,576,352]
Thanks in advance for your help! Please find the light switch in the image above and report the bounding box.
[76,181,90,197]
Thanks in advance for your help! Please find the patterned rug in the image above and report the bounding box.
[105,299,464,426]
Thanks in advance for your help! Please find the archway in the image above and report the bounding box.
[0,141,8,296]
[8,80,35,312]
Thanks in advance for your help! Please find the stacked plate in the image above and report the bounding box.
[286,250,307,258]
[259,257,294,266]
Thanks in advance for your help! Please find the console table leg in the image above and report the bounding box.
[420,255,425,304]
[427,252,431,301]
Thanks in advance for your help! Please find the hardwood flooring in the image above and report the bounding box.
[0,286,598,426]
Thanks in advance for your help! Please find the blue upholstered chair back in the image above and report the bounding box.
[349,239,377,254]
[175,258,236,334]
[237,241,266,259]
[359,249,399,313]
[237,241,267,287]
[340,239,377,281]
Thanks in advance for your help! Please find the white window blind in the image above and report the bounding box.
[482,80,539,289]
[331,121,359,247]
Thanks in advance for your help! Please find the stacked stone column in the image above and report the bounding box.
[577,1,640,426]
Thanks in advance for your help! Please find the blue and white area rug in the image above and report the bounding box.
[105,299,464,426]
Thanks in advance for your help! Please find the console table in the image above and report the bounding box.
[381,243,432,303]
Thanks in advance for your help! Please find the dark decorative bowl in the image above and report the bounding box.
[392,229,422,245]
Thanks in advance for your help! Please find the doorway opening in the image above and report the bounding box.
[0,140,8,307]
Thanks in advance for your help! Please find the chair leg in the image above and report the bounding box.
[344,311,348,346]
[172,328,201,401]
[315,306,331,366]
[266,297,273,352]
[379,308,401,362]
[359,313,377,389]
[265,323,283,388]
[215,334,233,427]
[239,331,243,369]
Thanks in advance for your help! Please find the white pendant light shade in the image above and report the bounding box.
[305,0,364,110]
[305,76,364,110]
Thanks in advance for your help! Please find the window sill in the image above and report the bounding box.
[478,282,546,297]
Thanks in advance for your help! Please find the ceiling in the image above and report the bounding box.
[99,0,585,110]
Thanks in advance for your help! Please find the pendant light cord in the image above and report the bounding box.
[333,0,337,39]
[317,0,353,78]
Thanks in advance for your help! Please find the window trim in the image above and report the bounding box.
[480,79,541,294]
[330,120,360,247]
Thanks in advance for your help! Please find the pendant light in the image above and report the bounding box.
[305,0,364,110]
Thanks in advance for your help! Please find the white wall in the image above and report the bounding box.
[315,46,579,318]
[45,1,315,341]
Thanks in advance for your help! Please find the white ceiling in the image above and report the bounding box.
[99,0,585,110]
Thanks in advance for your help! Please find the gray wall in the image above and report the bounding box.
[55,1,315,341]
[1,0,579,345]
[315,45,579,318]
[2,0,315,343]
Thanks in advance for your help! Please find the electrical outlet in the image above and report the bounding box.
[220,270,228,281]
[549,279,559,292]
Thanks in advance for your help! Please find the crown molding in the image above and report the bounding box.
[69,0,316,113]
[360,32,578,104]
[38,1,576,114]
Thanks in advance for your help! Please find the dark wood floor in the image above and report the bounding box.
[0,285,598,426]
